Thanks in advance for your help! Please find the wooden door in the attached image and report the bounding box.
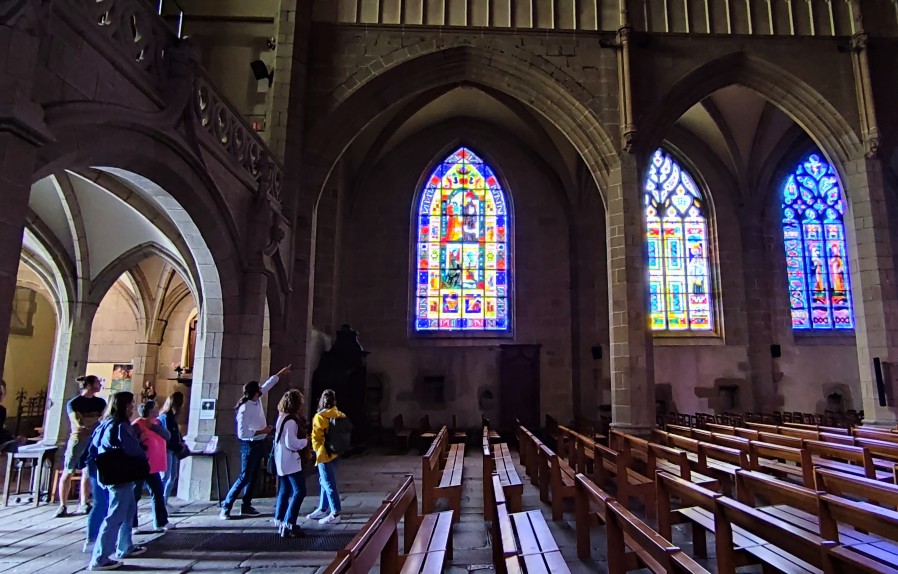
[499,344,541,429]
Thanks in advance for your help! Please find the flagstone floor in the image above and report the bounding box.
[0,446,614,573]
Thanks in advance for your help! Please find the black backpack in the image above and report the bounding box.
[325,417,353,456]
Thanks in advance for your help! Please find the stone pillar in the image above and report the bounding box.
[131,340,161,396]
[606,154,655,434]
[43,302,98,446]
[844,157,898,426]
[180,271,269,501]
[0,21,51,382]
[741,217,778,412]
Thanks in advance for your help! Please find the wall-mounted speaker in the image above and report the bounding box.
[770,344,781,358]
[591,346,602,360]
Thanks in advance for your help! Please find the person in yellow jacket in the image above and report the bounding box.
[306,389,346,525]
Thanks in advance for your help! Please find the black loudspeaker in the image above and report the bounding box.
[770,344,781,358]
[591,346,602,360]
[874,357,887,407]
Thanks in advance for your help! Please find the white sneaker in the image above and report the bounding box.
[306,509,327,520]
[319,513,341,525]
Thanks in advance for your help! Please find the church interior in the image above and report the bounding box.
[4,0,898,571]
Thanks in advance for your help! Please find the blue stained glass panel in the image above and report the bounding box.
[781,153,854,330]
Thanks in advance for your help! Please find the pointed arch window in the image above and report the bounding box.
[781,153,853,330]
[414,147,510,332]
[644,149,714,332]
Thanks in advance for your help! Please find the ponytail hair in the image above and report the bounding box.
[161,391,184,416]
[236,381,261,409]
[76,375,100,389]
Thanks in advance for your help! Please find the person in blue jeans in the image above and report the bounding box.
[88,392,148,571]
[158,392,187,506]
[220,365,291,519]
[307,389,346,525]
[273,390,309,537]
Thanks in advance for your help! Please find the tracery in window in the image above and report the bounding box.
[781,153,853,330]
[414,147,510,332]
[644,149,713,332]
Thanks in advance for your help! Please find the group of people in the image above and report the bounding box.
[46,375,187,571]
[220,364,347,539]
[48,365,345,570]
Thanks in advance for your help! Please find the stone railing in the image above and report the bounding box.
[86,0,176,86]
[194,69,283,201]
[312,0,898,36]
[66,0,284,202]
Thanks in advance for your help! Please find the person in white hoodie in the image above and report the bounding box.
[220,364,291,519]
[272,389,309,537]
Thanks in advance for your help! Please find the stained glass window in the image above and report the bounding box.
[414,147,510,332]
[781,153,853,330]
[644,149,713,332]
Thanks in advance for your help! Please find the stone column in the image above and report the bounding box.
[180,271,268,501]
[0,21,51,381]
[131,340,161,396]
[606,154,655,434]
[741,217,778,412]
[43,302,99,446]
[844,157,898,426]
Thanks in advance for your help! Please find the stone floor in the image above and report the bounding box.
[0,446,618,573]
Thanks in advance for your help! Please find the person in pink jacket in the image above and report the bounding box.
[132,400,172,531]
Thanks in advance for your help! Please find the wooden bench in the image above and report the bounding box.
[735,469,887,551]
[323,475,453,574]
[537,442,576,520]
[855,427,898,443]
[574,472,709,573]
[483,438,522,520]
[421,427,463,521]
[393,414,413,452]
[491,473,571,574]
[801,440,891,484]
[748,441,805,483]
[658,471,837,574]
[566,428,654,517]
[517,426,542,486]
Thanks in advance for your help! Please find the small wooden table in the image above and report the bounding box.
[3,444,58,507]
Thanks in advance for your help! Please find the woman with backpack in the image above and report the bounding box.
[272,389,309,537]
[87,391,149,571]
[307,389,346,525]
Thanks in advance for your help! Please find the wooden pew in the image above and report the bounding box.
[577,432,654,515]
[575,472,709,573]
[324,475,453,574]
[606,499,711,574]
[537,442,576,520]
[421,427,463,521]
[735,469,885,550]
[517,426,542,486]
[491,473,571,574]
[802,440,891,484]
[748,441,805,483]
[393,414,414,452]
[485,441,523,519]
[658,472,836,574]
[855,427,898,444]
[494,443,523,508]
